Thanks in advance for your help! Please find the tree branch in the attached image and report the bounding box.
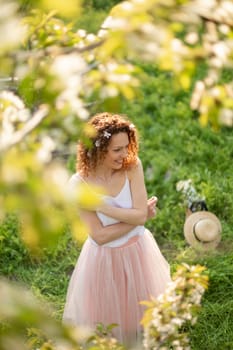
[0,105,49,152]
[9,39,105,63]
[200,14,233,28]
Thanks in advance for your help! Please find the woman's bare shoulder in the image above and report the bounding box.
[127,158,143,179]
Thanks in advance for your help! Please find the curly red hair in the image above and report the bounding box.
[77,112,139,176]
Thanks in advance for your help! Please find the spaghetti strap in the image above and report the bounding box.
[68,173,93,192]
[76,173,88,185]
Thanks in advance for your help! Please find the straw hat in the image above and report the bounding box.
[184,211,222,249]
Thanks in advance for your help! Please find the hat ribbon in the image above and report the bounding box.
[190,200,208,213]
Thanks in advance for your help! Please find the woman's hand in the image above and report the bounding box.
[147,196,158,220]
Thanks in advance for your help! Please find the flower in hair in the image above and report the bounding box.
[129,123,135,129]
[95,139,101,147]
[103,130,111,138]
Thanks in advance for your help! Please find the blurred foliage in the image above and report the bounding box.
[18,0,82,17]
[142,264,208,349]
[1,0,233,252]
[18,0,122,13]
[1,58,232,350]
[0,0,233,349]
[0,264,207,350]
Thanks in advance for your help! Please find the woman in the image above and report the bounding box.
[63,112,171,345]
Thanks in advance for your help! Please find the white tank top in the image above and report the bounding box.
[68,173,145,247]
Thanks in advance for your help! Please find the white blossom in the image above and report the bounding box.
[86,33,97,43]
[121,2,133,11]
[219,108,233,127]
[100,86,118,99]
[0,90,25,109]
[0,2,26,51]
[100,16,127,31]
[0,91,31,147]
[36,136,56,163]
[212,41,230,63]
[185,32,199,45]
[143,264,207,349]
[95,139,100,147]
[50,54,87,87]
[103,130,111,138]
[77,29,86,38]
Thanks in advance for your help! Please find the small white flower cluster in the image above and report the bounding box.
[0,1,26,52]
[95,130,111,147]
[0,90,30,148]
[176,179,204,209]
[142,264,208,350]
[186,0,233,127]
[50,53,89,121]
[36,135,56,163]
[103,130,111,138]
[98,61,139,99]
[95,139,101,147]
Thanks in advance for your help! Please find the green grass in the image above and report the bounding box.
[177,249,233,350]
[0,215,80,319]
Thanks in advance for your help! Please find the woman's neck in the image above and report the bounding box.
[94,167,115,182]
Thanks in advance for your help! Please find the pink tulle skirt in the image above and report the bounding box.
[63,229,171,345]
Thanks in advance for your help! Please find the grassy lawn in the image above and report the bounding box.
[1,3,233,348]
[1,64,233,349]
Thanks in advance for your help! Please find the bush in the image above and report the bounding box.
[0,214,30,275]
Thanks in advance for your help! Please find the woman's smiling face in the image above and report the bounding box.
[102,132,129,169]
